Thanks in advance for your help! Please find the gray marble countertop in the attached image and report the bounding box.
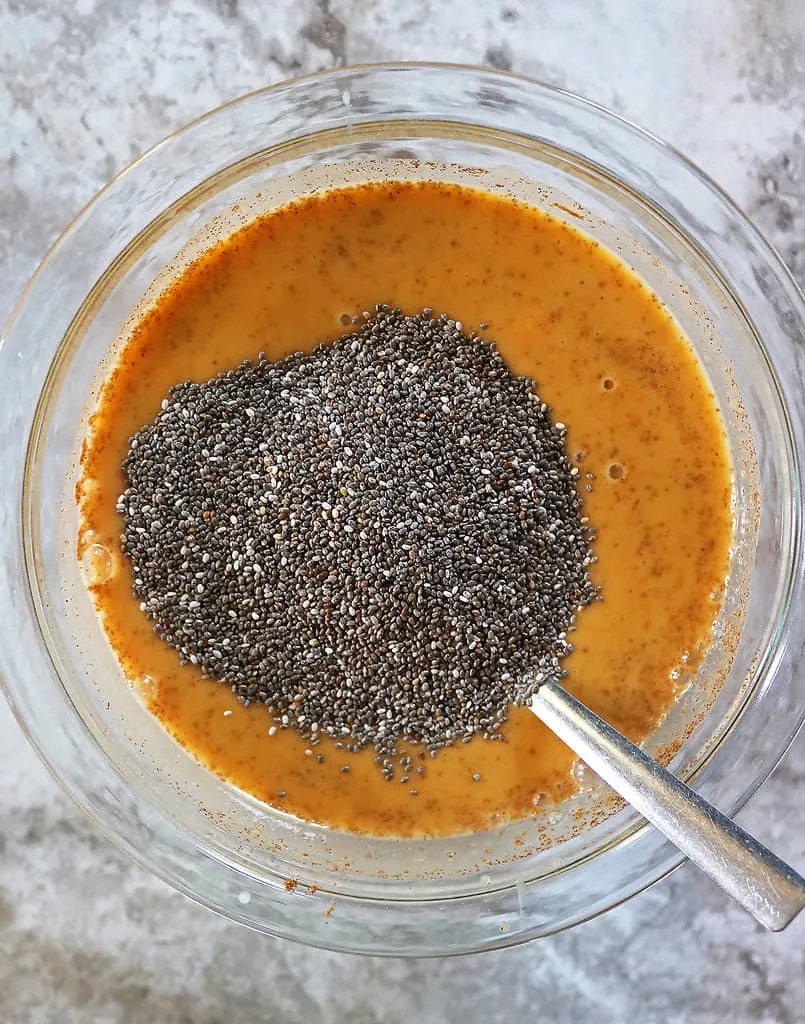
[2,2,805,1021]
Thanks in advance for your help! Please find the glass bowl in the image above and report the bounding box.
[2,64,805,956]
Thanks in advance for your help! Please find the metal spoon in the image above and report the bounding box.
[529,680,805,931]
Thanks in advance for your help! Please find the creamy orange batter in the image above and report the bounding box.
[78,179,732,837]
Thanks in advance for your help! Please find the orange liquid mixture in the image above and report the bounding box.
[78,179,732,837]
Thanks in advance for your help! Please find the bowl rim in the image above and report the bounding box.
[3,61,805,954]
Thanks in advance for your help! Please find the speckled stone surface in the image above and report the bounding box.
[2,2,805,1021]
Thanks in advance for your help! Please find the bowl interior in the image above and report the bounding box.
[40,149,768,882]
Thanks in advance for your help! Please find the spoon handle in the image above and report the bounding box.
[530,680,805,931]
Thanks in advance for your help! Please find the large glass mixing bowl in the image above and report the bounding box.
[2,64,805,955]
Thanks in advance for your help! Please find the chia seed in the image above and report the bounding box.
[118,305,598,775]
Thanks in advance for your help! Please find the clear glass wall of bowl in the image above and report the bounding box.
[1,65,805,954]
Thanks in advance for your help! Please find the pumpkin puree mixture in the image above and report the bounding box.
[78,179,732,837]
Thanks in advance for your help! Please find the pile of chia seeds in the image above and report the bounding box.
[119,306,597,772]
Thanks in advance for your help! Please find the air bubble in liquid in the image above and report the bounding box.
[82,543,114,585]
[133,674,157,698]
[572,761,593,787]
